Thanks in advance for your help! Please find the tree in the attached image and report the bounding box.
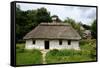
[51,15,62,22]
[64,17,76,28]
[82,24,91,30]
[16,6,52,42]
[64,17,81,34]
[36,7,52,23]
[91,19,97,39]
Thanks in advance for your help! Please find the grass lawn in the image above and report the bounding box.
[46,39,96,63]
[16,44,43,65]
[46,49,95,63]
[16,39,96,65]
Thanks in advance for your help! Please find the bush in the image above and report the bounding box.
[61,49,81,56]
[46,45,96,64]
[47,49,59,56]
[46,49,80,57]
[90,44,96,59]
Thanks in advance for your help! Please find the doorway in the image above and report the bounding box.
[45,41,49,49]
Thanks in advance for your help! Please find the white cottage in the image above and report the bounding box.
[23,17,81,50]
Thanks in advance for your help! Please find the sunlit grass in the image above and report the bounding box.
[16,39,96,65]
[16,44,43,65]
[46,39,96,63]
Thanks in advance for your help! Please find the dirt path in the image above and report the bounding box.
[41,50,49,64]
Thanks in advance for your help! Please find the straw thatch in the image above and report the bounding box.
[23,22,81,40]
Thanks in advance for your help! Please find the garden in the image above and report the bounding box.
[16,39,96,65]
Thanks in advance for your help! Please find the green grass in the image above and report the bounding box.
[46,49,94,63]
[16,44,43,65]
[46,39,96,63]
[16,39,96,65]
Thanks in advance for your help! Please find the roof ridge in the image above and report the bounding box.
[39,22,70,26]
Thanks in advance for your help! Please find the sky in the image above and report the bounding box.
[16,3,96,25]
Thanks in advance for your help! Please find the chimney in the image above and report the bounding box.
[52,15,58,23]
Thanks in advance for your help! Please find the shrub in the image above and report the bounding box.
[90,44,96,59]
[46,45,96,63]
[60,49,74,56]
[47,49,59,56]
[80,39,96,46]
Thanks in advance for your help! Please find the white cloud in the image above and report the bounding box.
[16,3,96,25]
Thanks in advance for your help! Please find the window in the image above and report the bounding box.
[33,40,35,44]
[68,40,71,45]
[59,40,62,45]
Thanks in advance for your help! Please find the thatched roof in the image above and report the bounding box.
[23,22,81,40]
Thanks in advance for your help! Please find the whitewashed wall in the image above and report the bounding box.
[25,39,34,49]
[25,39,80,50]
[35,40,44,49]
[71,41,80,50]
[25,39,44,49]
[50,40,80,50]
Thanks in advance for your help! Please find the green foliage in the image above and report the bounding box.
[16,51,42,65]
[91,19,97,39]
[16,39,96,64]
[80,39,96,49]
[16,43,25,49]
[80,39,96,60]
[16,48,25,53]
[63,18,97,39]
[63,17,82,36]
[82,24,91,30]
[46,49,94,63]
[64,17,76,28]
[36,7,52,23]
[16,44,43,65]
[16,6,52,42]
[46,49,75,57]
[46,39,96,63]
